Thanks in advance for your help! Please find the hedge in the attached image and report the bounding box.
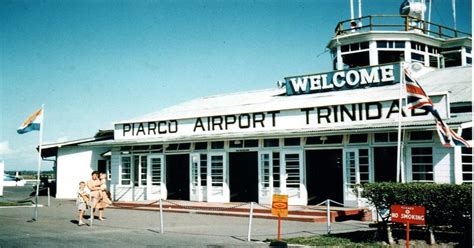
[358,182,472,230]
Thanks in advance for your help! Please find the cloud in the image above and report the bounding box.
[56,136,68,143]
[0,141,13,156]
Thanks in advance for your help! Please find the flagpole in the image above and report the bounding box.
[396,63,404,183]
[33,104,45,221]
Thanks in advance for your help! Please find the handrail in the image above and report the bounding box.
[334,14,471,39]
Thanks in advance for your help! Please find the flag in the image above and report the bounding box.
[405,69,434,112]
[435,119,471,147]
[17,108,43,134]
[404,68,471,148]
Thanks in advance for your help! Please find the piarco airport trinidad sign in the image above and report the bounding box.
[115,63,449,140]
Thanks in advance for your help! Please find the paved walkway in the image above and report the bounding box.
[0,186,373,247]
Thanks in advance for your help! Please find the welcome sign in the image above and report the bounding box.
[283,63,401,96]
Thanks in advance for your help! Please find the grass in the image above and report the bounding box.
[267,235,385,247]
[0,201,32,207]
[0,202,22,206]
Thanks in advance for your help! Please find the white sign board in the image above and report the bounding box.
[115,94,449,141]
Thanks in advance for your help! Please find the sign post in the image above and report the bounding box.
[390,205,426,248]
[272,194,288,241]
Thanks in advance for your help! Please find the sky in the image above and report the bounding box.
[0,0,472,171]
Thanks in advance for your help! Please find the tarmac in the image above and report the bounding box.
[0,186,373,247]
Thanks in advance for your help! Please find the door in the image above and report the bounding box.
[374,147,397,182]
[306,149,343,205]
[166,154,190,200]
[229,152,258,202]
[207,153,228,202]
[147,155,165,200]
[343,148,370,206]
[282,150,306,205]
[190,153,208,202]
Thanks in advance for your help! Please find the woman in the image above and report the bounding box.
[86,171,102,220]
[95,172,111,220]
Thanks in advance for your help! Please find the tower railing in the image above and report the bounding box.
[334,14,471,39]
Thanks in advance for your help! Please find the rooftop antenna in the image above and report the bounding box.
[427,0,432,32]
[451,0,457,30]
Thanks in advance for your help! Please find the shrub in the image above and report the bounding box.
[358,182,472,230]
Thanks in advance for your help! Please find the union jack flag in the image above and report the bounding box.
[405,69,434,112]
[404,68,471,148]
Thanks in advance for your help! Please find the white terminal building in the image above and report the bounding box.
[41,4,472,207]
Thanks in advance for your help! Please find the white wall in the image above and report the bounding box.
[56,146,109,199]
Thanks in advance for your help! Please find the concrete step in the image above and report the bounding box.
[111,202,367,223]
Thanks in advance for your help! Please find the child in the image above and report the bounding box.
[76,181,89,226]
[99,172,112,205]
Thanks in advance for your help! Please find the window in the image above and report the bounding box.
[120,156,132,185]
[210,155,224,187]
[211,141,224,149]
[264,138,279,147]
[341,42,369,52]
[284,138,300,146]
[411,53,424,63]
[106,160,111,180]
[194,142,208,150]
[349,134,368,143]
[229,140,243,148]
[411,41,425,51]
[150,145,163,153]
[374,132,399,143]
[306,135,343,145]
[378,51,404,64]
[429,55,439,68]
[273,152,280,188]
[345,149,370,189]
[442,50,462,67]
[260,154,270,188]
[359,149,370,183]
[285,153,301,188]
[150,157,162,186]
[409,131,432,141]
[427,45,439,54]
[377,40,405,49]
[133,155,147,186]
[200,154,208,186]
[230,139,258,148]
[411,147,433,181]
[166,143,191,151]
[462,148,473,183]
[244,140,258,147]
[342,51,370,68]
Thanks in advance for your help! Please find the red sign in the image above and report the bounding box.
[390,205,426,225]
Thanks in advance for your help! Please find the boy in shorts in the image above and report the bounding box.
[76,181,89,226]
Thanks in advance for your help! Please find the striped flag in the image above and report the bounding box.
[17,108,43,134]
[404,68,471,148]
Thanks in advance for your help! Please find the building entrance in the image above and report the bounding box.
[229,152,258,202]
[306,149,343,205]
[166,154,190,200]
[374,147,397,182]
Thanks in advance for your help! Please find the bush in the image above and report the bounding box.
[358,182,472,230]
